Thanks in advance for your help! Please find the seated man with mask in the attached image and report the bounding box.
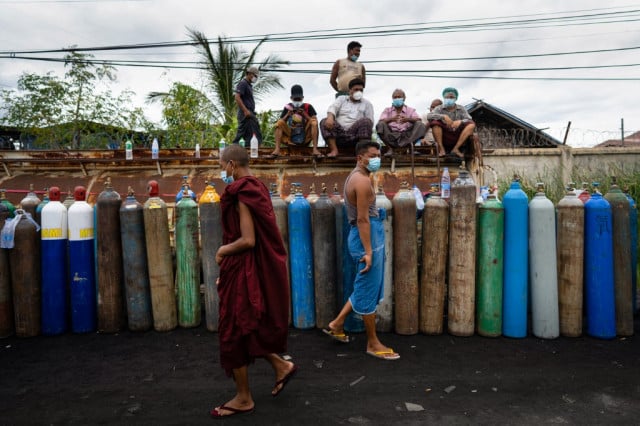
[269,84,321,158]
[375,89,426,157]
[426,87,476,158]
[320,78,374,158]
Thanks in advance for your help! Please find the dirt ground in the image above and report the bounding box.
[1,317,639,425]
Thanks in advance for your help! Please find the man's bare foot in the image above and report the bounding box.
[312,149,324,158]
[366,343,400,360]
[451,148,464,158]
[326,151,339,158]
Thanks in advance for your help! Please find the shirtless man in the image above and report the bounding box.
[323,140,400,361]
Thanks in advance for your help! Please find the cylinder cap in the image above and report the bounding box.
[147,180,159,197]
[73,186,86,201]
[49,186,61,202]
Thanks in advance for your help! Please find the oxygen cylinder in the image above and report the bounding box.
[329,184,345,313]
[120,188,152,332]
[0,203,12,338]
[311,184,337,329]
[199,181,222,332]
[10,210,41,337]
[502,177,529,338]
[529,183,559,339]
[96,177,124,333]
[623,188,638,312]
[419,193,449,335]
[476,193,504,337]
[143,180,177,331]
[19,184,40,219]
[285,183,298,204]
[375,186,393,333]
[584,184,615,339]
[35,188,49,226]
[0,190,15,218]
[556,184,584,337]
[448,165,477,337]
[288,188,315,329]
[306,183,319,204]
[40,186,68,335]
[393,182,418,335]
[604,178,633,336]
[68,186,96,333]
[175,188,201,328]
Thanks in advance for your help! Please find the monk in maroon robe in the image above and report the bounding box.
[211,144,296,418]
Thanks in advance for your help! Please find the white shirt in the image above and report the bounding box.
[327,96,374,129]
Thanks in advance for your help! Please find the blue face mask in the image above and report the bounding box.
[392,98,404,108]
[366,157,381,172]
[221,169,234,184]
[443,98,456,108]
[350,55,359,62]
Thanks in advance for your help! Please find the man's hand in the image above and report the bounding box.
[359,253,372,274]
[325,116,335,129]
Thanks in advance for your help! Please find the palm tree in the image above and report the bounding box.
[187,29,289,127]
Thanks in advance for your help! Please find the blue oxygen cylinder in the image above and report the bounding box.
[502,177,529,338]
[624,189,638,313]
[375,186,393,333]
[584,184,616,339]
[68,186,96,333]
[529,183,559,339]
[40,186,68,335]
[288,186,315,329]
[35,188,50,226]
[120,188,152,332]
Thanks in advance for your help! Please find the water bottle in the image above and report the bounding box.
[219,138,226,153]
[195,143,201,159]
[125,140,133,160]
[239,138,245,148]
[441,167,450,199]
[250,133,258,158]
[151,138,159,160]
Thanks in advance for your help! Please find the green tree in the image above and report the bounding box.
[187,29,288,130]
[147,82,217,148]
[0,50,153,149]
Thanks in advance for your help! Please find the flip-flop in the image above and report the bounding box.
[312,153,325,159]
[265,153,280,159]
[326,153,339,158]
[272,364,298,397]
[210,404,255,418]
[366,348,400,361]
[322,328,350,343]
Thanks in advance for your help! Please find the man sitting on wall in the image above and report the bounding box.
[375,88,426,157]
[426,87,476,158]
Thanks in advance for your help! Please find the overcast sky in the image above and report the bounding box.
[1,0,639,147]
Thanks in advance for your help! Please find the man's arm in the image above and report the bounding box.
[361,64,366,87]
[330,60,340,91]
[354,175,373,273]
[235,92,251,118]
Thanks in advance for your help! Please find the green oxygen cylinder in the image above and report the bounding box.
[476,193,504,337]
[175,187,201,328]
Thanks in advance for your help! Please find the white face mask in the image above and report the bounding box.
[352,91,363,101]
[251,76,258,84]
[292,101,303,108]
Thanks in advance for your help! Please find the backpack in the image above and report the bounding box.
[287,103,310,145]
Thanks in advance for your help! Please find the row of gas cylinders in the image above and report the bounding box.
[0,169,636,340]
[281,171,638,340]
[0,178,220,338]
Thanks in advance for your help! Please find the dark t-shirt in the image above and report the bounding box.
[235,78,255,121]
[278,103,317,119]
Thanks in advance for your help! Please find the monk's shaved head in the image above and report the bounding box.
[220,144,249,166]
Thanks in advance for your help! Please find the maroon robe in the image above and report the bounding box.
[218,176,289,374]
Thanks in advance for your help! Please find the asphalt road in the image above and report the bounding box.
[1,318,639,425]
